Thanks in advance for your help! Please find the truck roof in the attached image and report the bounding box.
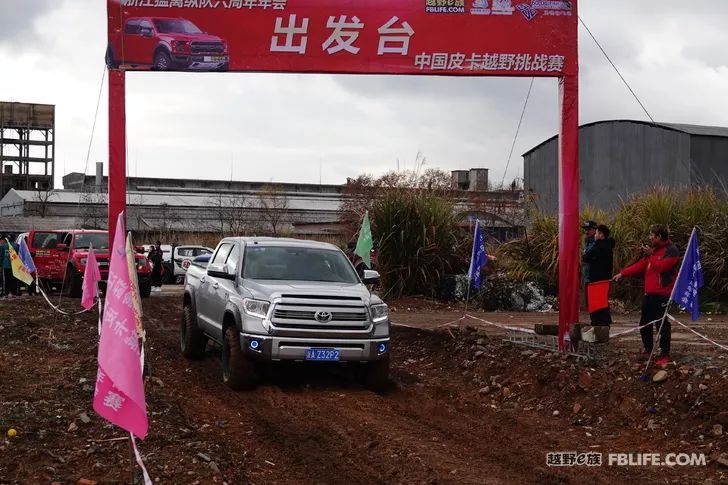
[222,237,340,252]
[29,229,107,234]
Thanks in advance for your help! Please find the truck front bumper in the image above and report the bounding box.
[240,333,390,362]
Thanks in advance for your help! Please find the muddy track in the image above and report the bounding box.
[1,293,726,484]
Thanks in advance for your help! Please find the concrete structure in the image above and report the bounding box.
[0,102,55,198]
[523,120,728,213]
[1,168,523,241]
[451,168,489,191]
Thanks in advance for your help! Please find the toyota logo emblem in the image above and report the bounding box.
[315,311,333,323]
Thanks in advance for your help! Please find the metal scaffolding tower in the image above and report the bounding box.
[0,102,55,198]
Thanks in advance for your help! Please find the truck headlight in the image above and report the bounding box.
[79,258,87,266]
[370,303,389,323]
[243,298,270,319]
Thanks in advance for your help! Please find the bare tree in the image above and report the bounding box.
[32,187,57,218]
[206,192,250,237]
[156,203,181,243]
[257,185,290,237]
[79,189,107,229]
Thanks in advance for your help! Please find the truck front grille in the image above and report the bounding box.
[271,296,370,334]
[190,42,225,54]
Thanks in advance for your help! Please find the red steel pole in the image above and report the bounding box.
[108,69,126,251]
[558,73,580,351]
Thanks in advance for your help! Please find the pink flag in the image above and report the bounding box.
[92,213,148,439]
[81,245,102,310]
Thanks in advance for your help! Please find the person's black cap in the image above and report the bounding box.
[582,220,598,230]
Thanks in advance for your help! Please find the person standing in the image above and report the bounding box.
[1,236,21,298]
[582,220,598,285]
[613,224,680,367]
[582,224,614,325]
[148,241,164,292]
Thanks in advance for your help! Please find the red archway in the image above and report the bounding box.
[106,0,579,348]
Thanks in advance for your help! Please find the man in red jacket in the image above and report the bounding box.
[613,224,680,367]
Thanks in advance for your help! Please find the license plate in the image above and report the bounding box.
[204,56,227,62]
[305,348,340,361]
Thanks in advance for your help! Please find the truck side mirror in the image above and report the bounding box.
[362,270,380,285]
[207,263,236,281]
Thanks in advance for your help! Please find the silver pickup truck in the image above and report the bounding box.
[181,237,390,390]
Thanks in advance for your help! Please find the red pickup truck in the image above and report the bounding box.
[106,17,229,71]
[25,229,152,298]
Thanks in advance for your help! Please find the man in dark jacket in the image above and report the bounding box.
[613,224,680,367]
[582,225,614,325]
[148,242,164,292]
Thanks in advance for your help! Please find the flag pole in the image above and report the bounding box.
[642,226,696,374]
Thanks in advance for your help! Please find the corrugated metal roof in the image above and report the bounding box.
[0,216,79,233]
[523,119,728,156]
[10,190,343,212]
[655,122,728,138]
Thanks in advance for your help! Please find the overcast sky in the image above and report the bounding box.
[1,0,726,189]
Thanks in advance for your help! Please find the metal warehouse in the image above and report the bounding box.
[523,120,728,213]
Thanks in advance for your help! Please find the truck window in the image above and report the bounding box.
[32,231,62,249]
[177,248,195,257]
[243,246,359,283]
[226,244,240,275]
[211,243,233,266]
[124,20,140,35]
[74,233,109,250]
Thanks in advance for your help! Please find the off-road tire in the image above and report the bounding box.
[140,280,152,298]
[65,266,83,298]
[222,326,257,390]
[153,50,172,71]
[180,305,207,359]
[105,46,119,69]
[364,356,391,392]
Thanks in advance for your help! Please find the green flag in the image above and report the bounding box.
[355,211,373,269]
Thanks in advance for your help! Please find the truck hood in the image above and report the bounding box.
[241,280,381,306]
[161,33,223,43]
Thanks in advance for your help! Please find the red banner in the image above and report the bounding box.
[107,0,577,76]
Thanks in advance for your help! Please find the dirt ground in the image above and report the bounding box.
[1,289,727,484]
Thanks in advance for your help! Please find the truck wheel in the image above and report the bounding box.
[222,326,256,390]
[64,266,83,298]
[140,280,152,298]
[364,356,391,393]
[163,263,175,284]
[153,50,172,71]
[105,45,119,69]
[180,305,207,359]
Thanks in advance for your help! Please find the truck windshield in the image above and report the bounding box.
[243,246,360,283]
[74,233,109,250]
[153,19,202,34]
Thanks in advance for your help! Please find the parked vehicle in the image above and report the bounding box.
[190,253,212,268]
[144,244,213,284]
[182,237,390,391]
[107,17,229,71]
[169,245,214,283]
[24,230,152,298]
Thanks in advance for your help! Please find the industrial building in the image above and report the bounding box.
[523,120,728,213]
[0,164,523,242]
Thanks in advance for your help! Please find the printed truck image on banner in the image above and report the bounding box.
[107,0,577,76]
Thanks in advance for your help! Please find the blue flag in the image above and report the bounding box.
[19,237,36,273]
[670,227,704,321]
[467,221,488,289]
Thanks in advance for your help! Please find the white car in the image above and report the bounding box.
[170,245,214,283]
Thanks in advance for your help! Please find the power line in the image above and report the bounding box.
[578,15,655,123]
[501,77,534,188]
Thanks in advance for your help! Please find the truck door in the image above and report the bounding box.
[196,242,233,334]
[30,231,65,281]
[207,243,241,335]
